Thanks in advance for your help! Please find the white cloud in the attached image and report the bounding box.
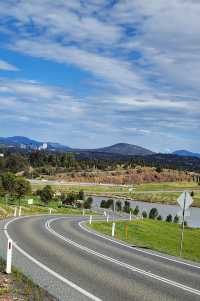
[10,39,144,92]
[0,59,18,71]
[0,1,200,150]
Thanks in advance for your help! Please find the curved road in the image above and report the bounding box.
[1,215,200,301]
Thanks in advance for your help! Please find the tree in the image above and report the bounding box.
[0,177,5,197]
[142,210,147,218]
[116,201,122,211]
[78,190,85,201]
[39,185,53,205]
[14,177,31,206]
[1,172,16,196]
[100,200,107,208]
[5,153,28,173]
[149,208,159,219]
[166,214,173,222]
[173,215,179,223]
[155,166,163,173]
[133,205,139,216]
[84,197,93,209]
[123,201,130,213]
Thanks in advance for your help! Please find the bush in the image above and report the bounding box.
[116,201,122,211]
[84,197,93,209]
[149,208,159,219]
[142,211,147,218]
[100,199,113,209]
[123,201,130,213]
[157,215,163,221]
[133,205,139,216]
[173,215,179,223]
[166,214,173,222]
[39,185,53,204]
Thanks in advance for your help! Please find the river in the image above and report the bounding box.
[91,196,200,228]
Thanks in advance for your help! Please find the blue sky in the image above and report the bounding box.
[0,0,199,152]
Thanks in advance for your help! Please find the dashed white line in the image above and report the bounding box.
[4,217,102,301]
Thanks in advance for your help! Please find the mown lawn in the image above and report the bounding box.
[135,181,200,191]
[89,219,200,263]
[31,181,200,207]
[133,191,200,207]
[31,183,130,195]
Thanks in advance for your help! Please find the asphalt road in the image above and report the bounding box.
[1,215,200,301]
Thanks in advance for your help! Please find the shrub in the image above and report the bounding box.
[149,208,159,219]
[173,215,179,223]
[166,214,173,222]
[157,215,163,221]
[133,205,139,216]
[84,197,93,209]
[123,201,130,213]
[116,201,122,211]
[142,211,147,218]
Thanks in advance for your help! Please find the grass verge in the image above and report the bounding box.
[0,257,56,300]
[88,219,200,263]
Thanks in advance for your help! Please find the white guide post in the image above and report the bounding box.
[129,211,132,221]
[14,207,17,217]
[49,208,52,214]
[106,214,109,222]
[6,239,13,274]
[112,222,115,237]
[18,206,21,216]
[89,215,92,225]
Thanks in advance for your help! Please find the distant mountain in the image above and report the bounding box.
[0,136,71,151]
[173,150,200,158]
[93,143,154,156]
[0,137,155,156]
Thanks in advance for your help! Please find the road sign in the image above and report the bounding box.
[177,191,193,209]
[177,191,193,257]
[27,199,33,205]
[177,209,190,217]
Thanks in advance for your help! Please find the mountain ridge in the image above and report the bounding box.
[0,136,199,158]
[172,150,200,158]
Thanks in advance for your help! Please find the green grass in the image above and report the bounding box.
[132,191,200,207]
[88,219,200,263]
[0,258,56,300]
[0,196,97,219]
[135,182,200,191]
[32,183,130,195]
[31,181,200,207]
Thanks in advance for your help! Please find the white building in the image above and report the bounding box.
[38,143,48,150]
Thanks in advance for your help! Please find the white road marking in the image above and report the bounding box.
[46,217,200,297]
[79,220,200,270]
[3,217,102,301]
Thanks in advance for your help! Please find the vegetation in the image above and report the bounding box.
[0,258,56,300]
[0,173,95,218]
[88,219,200,262]
[0,149,200,184]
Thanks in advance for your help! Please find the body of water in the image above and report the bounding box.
[92,196,200,228]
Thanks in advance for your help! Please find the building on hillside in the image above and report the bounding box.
[38,143,48,150]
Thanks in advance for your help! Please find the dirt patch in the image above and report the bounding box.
[0,270,57,301]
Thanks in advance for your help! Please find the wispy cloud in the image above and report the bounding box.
[0,1,199,150]
[0,59,18,71]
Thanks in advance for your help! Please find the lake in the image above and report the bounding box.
[91,196,200,228]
